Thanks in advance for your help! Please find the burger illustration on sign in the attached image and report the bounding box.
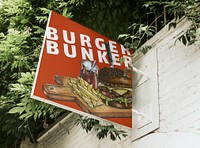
[42,43,132,118]
[98,67,132,109]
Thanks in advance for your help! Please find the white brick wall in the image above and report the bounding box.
[157,27,200,134]
[132,17,200,147]
[21,17,200,148]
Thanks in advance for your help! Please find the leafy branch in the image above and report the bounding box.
[145,0,200,46]
[8,72,65,121]
[118,23,155,54]
[76,116,128,141]
[119,0,200,56]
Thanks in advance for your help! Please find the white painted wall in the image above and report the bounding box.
[21,17,200,148]
[132,17,200,147]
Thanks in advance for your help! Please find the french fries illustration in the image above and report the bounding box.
[68,77,103,108]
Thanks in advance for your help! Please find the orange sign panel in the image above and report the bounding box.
[31,11,132,128]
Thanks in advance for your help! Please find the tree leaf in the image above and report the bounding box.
[146,31,154,36]
[181,35,187,45]
[8,107,25,114]
[118,34,130,39]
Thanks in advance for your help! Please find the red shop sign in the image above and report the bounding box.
[31,11,132,128]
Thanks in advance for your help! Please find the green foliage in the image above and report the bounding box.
[119,0,200,55]
[0,71,65,147]
[0,29,31,72]
[144,0,200,46]
[30,0,135,40]
[118,23,154,54]
[76,116,128,141]
[0,0,67,147]
[173,1,200,46]
[8,72,64,121]
[71,0,134,39]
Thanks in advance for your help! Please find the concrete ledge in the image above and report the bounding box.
[37,113,78,143]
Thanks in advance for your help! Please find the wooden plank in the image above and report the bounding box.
[43,76,132,118]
